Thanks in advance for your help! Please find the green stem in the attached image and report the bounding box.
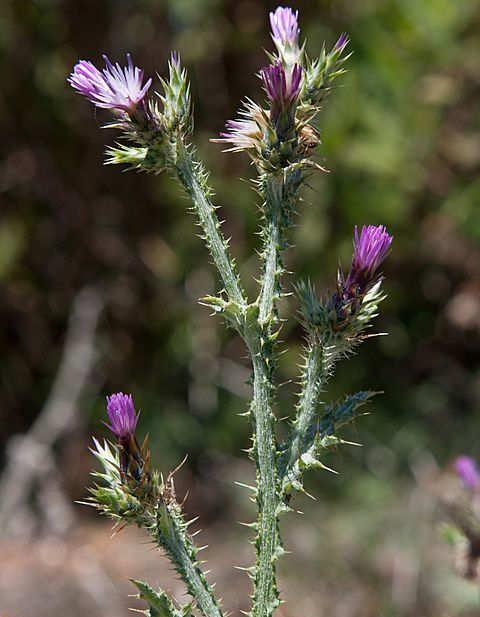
[257,175,285,325]
[258,218,281,325]
[245,328,281,617]
[157,505,223,617]
[279,343,327,493]
[289,345,324,462]
[248,170,303,617]
[174,142,246,307]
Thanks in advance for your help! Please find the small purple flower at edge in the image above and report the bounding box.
[269,6,299,46]
[334,32,349,52]
[106,392,139,440]
[454,456,480,490]
[68,53,152,113]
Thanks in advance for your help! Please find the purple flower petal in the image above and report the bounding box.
[334,32,349,51]
[343,225,393,298]
[68,54,152,112]
[260,62,302,106]
[105,392,139,439]
[269,6,299,46]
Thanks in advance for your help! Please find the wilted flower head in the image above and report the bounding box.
[68,53,152,113]
[106,392,139,439]
[455,456,480,490]
[269,6,299,46]
[212,100,264,152]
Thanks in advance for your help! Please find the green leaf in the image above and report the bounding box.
[132,579,187,617]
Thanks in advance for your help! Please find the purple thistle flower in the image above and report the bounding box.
[342,225,393,298]
[68,53,152,113]
[105,392,139,439]
[351,225,393,278]
[269,6,299,46]
[260,62,302,126]
[454,456,480,490]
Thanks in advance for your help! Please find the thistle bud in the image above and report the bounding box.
[105,392,146,483]
[161,51,192,134]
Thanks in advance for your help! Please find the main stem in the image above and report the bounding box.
[249,173,289,617]
[245,327,280,617]
[258,175,285,325]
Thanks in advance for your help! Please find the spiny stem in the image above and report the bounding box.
[174,141,246,307]
[258,177,283,325]
[249,169,303,617]
[157,507,223,617]
[279,342,330,492]
[288,345,324,464]
[245,327,281,617]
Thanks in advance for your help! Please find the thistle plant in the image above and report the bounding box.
[70,7,393,616]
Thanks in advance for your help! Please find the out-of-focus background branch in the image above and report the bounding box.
[1,0,480,615]
[0,286,104,538]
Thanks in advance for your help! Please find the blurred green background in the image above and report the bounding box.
[1,0,480,615]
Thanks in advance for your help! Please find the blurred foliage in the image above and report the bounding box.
[1,0,480,502]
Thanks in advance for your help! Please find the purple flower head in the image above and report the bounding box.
[351,225,392,277]
[68,53,152,113]
[105,392,139,439]
[260,63,302,123]
[454,456,480,490]
[269,6,299,46]
[342,225,393,298]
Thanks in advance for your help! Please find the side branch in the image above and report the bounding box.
[89,441,223,617]
[174,141,246,307]
[155,497,223,617]
[278,341,334,495]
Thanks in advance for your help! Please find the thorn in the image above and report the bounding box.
[238,520,257,529]
[234,481,256,492]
